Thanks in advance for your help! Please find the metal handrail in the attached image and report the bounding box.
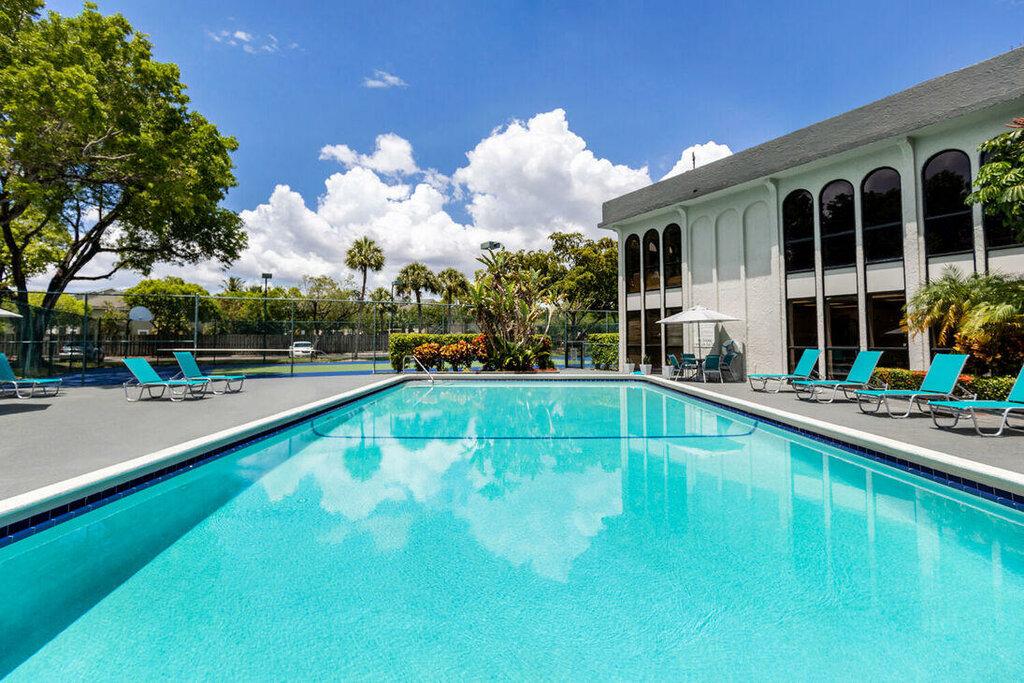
[403,354,435,384]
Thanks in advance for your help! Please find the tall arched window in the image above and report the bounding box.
[819,180,855,268]
[783,190,815,272]
[642,229,660,290]
[663,224,682,288]
[861,167,903,263]
[922,150,973,257]
[625,234,641,294]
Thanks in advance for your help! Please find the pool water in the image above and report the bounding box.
[3,380,1024,679]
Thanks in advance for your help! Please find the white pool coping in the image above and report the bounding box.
[4,371,1024,530]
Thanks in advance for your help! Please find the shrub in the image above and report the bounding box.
[439,340,476,371]
[412,342,442,369]
[872,366,1017,400]
[534,334,554,370]
[389,333,478,370]
[590,332,618,370]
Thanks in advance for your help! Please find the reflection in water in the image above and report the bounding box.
[4,381,1024,679]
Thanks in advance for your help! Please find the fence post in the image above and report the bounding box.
[372,302,377,374]
[193,294,199,351]
[289,300,295,376]
[80,293,89,386]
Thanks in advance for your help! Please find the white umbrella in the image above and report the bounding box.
[657,305,739,361]
[0,309,22,319]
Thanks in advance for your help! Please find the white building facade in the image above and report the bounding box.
[601,49,1024,377]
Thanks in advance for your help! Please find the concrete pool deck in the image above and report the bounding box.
[3,371,1022,511]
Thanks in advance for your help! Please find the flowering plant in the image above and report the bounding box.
[412,342,442,369]
[439,340,476,371]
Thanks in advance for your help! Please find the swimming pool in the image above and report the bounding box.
[3,379,1024,678]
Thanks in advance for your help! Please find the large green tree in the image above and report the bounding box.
[395,262,438,331]
[345,236,385,300]
[0,3,245,364]
[123,276,216,337]
[969,117,1024,243]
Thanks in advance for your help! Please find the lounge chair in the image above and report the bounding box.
[667,353,698,380]
[853,353,969,418]
[122,357,209,402]
[792,350,883,404]
[928,365,1024,437]
[0,352,62,398]
[172,351,245,394]
[748,348,820,393]
[702,352,739,383]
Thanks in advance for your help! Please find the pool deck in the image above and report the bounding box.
[3,370,1022,510]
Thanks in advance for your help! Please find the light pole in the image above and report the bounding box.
[480,241,503,251]
[261,272,272,361]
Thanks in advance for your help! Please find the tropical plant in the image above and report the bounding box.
[345,236,385,300]
[412,342,442,370]
[904,268,1024,374]
[439,340,476,371]
[969,117,1024,243]
[436,267,470,332]
[466,249,553,371]
[395,262,438,331]
[221,276,246,293]
[0,3,245,368]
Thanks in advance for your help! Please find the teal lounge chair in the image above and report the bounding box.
[748,348,820,393]
[792,350,883,404]
[172,351,245,394]
[0,352,62,398]
[928,365,1024,437]
[122,357,209,402]
[854,353,969,418]
[667,353,697,380]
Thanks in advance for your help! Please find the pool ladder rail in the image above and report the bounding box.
[402,354,436,384]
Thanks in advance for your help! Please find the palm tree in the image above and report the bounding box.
[221,276,245,293]
[395,262,438,331]
[904,267,1024,374]
[345,237,385,300]
[436,267,470,333]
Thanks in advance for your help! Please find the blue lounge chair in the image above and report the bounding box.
[748,348,820,393]
[792,350,883,404]
[854,353,969,418]
[667,353,698,380]
[122,357,209,402]
[0,352,62,398]
[928,366,1024,437]
[172,351,245,394]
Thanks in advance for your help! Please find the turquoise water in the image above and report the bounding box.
[3,380,1024,679]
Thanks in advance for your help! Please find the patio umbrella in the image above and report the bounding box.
[657,305,739,360]
[0,309,22,319]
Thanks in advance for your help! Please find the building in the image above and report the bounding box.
[601,48,1024,377]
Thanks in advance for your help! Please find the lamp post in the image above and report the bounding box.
[390,279,399,333]
[261,272,272,361]
[480,241,503,251]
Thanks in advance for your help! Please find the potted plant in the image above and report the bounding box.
[640,355,652,375]
[623,360,635,373]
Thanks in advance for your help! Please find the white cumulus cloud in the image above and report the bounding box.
[319,133,418,176]
[362,70,407,89]
[661,140,733,180]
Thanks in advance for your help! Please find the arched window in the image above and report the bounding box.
[922,150,973,257]
[980,151,1023,250]
[663,224,682,288]
[642,229,660,290]
[819,180,855,268]
[861,167,903,263]
[782,190,814,272]
[625,234,641,294]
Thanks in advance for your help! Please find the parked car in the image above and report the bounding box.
[58,342,105,362]
[289,341,319,358]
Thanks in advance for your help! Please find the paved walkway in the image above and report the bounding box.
[1,374,385,500]
[686,380,1024,473]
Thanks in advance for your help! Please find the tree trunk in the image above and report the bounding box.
[416,292,423,332]
[360,269,367,301]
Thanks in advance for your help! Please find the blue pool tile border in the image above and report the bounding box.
[2,376,1023,549]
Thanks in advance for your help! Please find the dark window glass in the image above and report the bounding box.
[644,307,662,369]
[820,180,855,269]
[663,224,682,288]
[783,190,815,272]
[825,295,859,377]
[787,298,818,371]
[642,229,660,290]
[626,310,642,364]
[922,150,974,257]
[625,235,641,294]
[664,306,683,359]
[861,167,904,263]
[866,291,909,369]
[980,152,1023,250]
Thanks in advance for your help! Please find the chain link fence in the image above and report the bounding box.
[0,291,617,384]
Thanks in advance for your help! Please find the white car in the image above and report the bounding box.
[289,341,317,358]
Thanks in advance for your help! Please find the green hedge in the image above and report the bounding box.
[590,332,618,370]
[871,367,1017,401]
[389,333,479,371]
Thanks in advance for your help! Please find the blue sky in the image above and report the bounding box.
[43,0,1024,289]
